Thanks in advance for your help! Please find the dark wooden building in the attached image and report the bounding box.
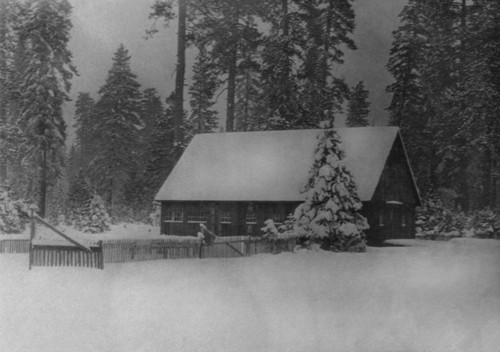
[155,127,421,244]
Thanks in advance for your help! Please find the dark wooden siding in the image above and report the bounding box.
[161,201,299,237]
[362,201,415,244]
[366,136,418,243]
[161,199,415,244]
[372,136,418,205]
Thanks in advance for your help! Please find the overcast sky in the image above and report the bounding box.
[65,0,407,142]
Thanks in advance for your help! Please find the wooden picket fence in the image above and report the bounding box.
[102,238,202,263]
[101,236,294,263]
[0,238,30,253]
[30,242,104,269]
[0,235,296,264]
[1,218,296,268]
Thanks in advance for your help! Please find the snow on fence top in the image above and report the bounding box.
[155,127,405,202]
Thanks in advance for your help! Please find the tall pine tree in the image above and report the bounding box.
[258,0,302,130]
[386,0,500,209]
[149,0,186,154]
[73,92,95,172]
[140,88,163,149]
[192,0,267,132]
[387,0,454,194]
[346,81,370,127]
[17,0,76,217]
[188,45,218,134]
[143,93,177,200]
[295,0,356,127]
[91,44,142,212]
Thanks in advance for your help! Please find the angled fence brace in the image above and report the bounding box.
[200,224,245,257]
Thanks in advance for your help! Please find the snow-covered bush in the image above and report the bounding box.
[416,194,499,240]
[0,185,30,234]
[77,194,111,234]
[294,129,368,252]
[260,215,297,253]
[470,209,499,238]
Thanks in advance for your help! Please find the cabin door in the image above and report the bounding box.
[385,203,404,240]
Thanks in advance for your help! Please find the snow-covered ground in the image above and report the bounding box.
[1,238,499,352]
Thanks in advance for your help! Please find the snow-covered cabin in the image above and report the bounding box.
[155,127,421,244]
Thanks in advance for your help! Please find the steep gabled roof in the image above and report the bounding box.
[155,127,419,202]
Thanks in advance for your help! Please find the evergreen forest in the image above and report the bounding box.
[0,0,499,226]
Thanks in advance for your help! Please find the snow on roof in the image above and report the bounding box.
[155,127,406,202]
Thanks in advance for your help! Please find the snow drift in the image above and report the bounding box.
[0,238,499,352]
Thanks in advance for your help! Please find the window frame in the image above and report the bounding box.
[245,212,257,225]
[219,211,232,224]
[164,208,184,223]
[187,209,208,223]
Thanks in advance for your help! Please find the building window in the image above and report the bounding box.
[246,212,257,224]
[271,214,282,225]
[188,210,208,223]
[165,209,183,223]
[220,212,232,224]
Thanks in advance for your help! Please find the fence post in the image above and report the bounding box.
[28,204,38,270]
[245,236,251,256]
[98,241,104,270]
[199,241,204,259]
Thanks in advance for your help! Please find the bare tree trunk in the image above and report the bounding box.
[225,11,239,132]
[108,176,114,217]
[323,0,334,122]
[282,0,288,35]
[174,0,186,150]
[0,0,8,182]
[226,48,237,132]
[39,143,48,218]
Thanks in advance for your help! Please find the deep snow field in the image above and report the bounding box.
[1,238,499,352]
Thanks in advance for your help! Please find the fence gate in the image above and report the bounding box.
[29,215,104,270]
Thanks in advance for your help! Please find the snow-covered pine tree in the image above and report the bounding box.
[346,81,371,127]
[0,0,22,127]
[140,88,163,152]
[294,129,368,252]
[442,0,500,209]
[0,183,29,234]
[259,20,301,130]
[387,0,468,203]
[67,168,93,229]
[45,160,69,224]
[91,44,142,212]
[0,0,9,129]
[17,0,77,217]
[73,92,96,172]
[0,122,27,179]
[234,16,264,132]
[118,87,164,218]
[78,194,111,234]
[143,93,176,201]
[188,45,218,134]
